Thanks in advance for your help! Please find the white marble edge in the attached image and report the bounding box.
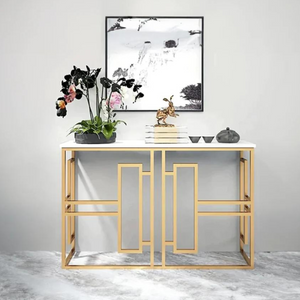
[60,140,256,149]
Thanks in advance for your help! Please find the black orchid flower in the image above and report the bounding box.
[64,75,72,82]
[61,81,69,88]
[111,83,121,93]
[70,66,77,76]
[94,68,101,78]
[57,108,67,117]
[100,77,112,88]
[75,89,83,99]
[85,78,95,89]
[56,66,145,121]
[61,88,68,95]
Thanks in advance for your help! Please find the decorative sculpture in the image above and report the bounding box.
[155,95,179,127]
[216,127,240,143]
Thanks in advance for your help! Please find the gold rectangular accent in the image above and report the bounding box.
[66,212,118,216]
[118,164,143,254]
[198,200,250,205]
[142,171,151,176]
[194,164,198,254]
[173,166,177,252]
[139,164,143,252]
[165,172,174,176]
[142,241,151,246]
[244,158,249,244]
[165,241,174,246]
[118,249,143,254]
[173,164,198,254]
[118,164,122,253]
[198,212,251,216]
[65,200,118,205]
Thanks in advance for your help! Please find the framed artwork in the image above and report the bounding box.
[105,16,204,111]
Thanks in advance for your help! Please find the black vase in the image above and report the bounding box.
[75,132,116,144]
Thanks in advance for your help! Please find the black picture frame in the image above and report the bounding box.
[105,16,204,112]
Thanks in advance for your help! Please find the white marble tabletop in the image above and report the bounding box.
[60,140,256,149]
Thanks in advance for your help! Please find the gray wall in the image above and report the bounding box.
[0,0,300,252]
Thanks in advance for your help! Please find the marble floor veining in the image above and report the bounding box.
[0,251,299,300]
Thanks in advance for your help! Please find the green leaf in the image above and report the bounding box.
[103,124,114,139]
[113,120,127,126]
[94,116,102,126]
[93,128,102,134]
[78,120,89,127]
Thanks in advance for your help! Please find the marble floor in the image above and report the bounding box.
[0,252,299,300]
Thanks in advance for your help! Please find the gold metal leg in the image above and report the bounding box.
[244,158,249,245]
[239,150,253,268]
[61,149,66,268]
[71,151,76,250]
[150,150,155,267]
[161,150,166,267]
[239,151,245,250]
[250,149,255,268]
[67,158,72,244]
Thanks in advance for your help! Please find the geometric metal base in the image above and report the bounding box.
[61,146,254,269]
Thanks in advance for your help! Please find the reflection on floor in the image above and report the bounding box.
[0,251,299,300]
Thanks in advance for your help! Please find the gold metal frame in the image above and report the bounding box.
[61,147,254,269]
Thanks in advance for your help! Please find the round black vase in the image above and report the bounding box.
[75,132,116,144]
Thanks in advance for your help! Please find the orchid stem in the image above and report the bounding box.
[107,90,112,121]
[86,89,94,121]
[95,82,100,118]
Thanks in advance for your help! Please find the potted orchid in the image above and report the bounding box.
[55,66,143,143]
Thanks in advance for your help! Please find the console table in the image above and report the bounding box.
[60,140,255,269]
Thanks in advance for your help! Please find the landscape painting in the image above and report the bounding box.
[106,17,204,111]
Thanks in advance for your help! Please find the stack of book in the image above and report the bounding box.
[145,125,189,144]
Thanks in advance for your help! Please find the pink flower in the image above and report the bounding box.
[107,92,122,109]
[69,84,76,94]
[64,84,76,103]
